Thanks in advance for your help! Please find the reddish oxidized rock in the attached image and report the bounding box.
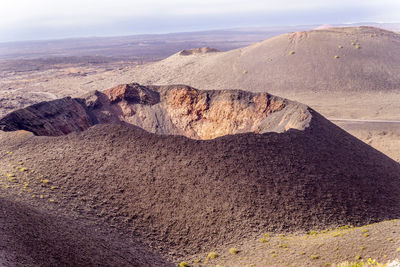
[103,83,159,105]
[0,83,311,139]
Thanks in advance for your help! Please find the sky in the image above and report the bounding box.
[1,0,400,42]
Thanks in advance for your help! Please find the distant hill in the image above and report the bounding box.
[132,27,400,94]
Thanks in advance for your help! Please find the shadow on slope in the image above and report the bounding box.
[0,197,173,267]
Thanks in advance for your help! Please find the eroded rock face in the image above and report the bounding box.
[0,97,96,136]
[88,83,312,139]
[163,87,287,139]
[103,83,160,105]
[0,83,312,138]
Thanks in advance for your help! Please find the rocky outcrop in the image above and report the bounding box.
[0,83,312,138]
[0,97,96,136]
[161,86,290,139]
[88,83,311,139]
[179,47,220,56]
[103,83,160,105]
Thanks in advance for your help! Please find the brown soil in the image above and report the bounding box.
[185,219,400,266]
[1,105,399,263]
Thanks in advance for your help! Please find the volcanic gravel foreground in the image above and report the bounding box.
[1,84,400,266]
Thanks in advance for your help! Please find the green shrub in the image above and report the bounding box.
[309,230,317,235]
[229,248,239,255]
[336,258,386,267]
[207,252,218,259]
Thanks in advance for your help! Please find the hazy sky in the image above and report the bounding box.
[1,0,400,42]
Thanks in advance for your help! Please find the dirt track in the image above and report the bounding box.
[333,120,400,162]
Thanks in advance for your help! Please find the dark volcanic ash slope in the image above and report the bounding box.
[0,84,399,258]
[0,197,173,267]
